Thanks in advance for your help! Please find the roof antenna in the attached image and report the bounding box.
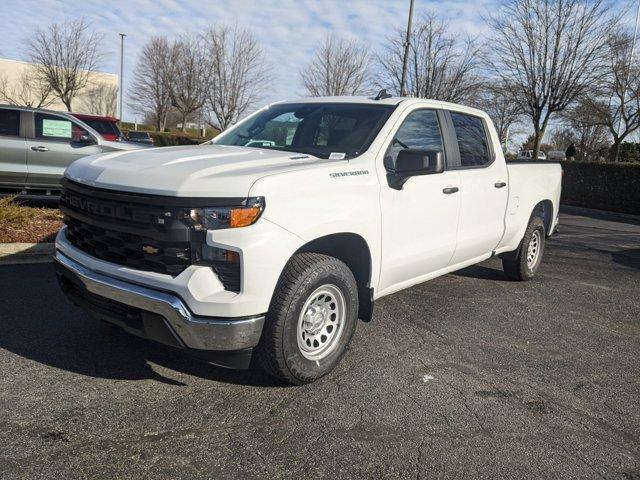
[374,89,392,100]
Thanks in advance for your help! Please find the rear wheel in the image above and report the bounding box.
[256,253,358,385]
[502,216,546,281]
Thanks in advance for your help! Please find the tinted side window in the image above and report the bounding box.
[385,109,444,169]
[35,113,89,142]
[450,112,490,167]
[0,109,20,136]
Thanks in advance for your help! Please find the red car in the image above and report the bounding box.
[71,113,123,142]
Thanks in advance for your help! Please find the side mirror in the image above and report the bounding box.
[74,134,96,146]
[387,149,444,190]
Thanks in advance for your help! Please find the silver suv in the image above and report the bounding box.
[0,105,147,199]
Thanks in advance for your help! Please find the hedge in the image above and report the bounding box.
[148,132,206,147]
[620,142,640,163]
[560,161,640,215]
[122,130,208,146]
[121,122,219,139]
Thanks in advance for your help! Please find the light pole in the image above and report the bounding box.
[119,33,126,124]
[400,0,415,97]
[616,0,640,160]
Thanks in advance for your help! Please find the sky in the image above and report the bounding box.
[0,0,637,126]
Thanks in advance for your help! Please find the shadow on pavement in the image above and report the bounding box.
[611,248,640,271]
[452,264,512,282]
[0,263,286,388]
[560,205,640,227]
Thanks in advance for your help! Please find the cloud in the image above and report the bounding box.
[0,0,631,124]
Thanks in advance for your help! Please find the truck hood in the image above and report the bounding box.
[65,144,322,197]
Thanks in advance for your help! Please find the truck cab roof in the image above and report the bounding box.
[271,96,490,118]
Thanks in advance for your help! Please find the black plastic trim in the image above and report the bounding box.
[506,160,561,164]
[60,203,192,242]
[438,110,459,169]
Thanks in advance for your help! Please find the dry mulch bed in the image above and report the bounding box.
[0,196,63,243]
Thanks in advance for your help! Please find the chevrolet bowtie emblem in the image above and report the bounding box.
[142,245,159,255]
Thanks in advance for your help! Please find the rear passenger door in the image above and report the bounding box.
[446,111,508,265]
[26,112,101,187]
[0,108,27,186]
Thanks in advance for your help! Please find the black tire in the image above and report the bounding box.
[502,216,546,281]
[255,253,359,385]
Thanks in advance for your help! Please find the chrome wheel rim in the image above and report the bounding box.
[296,284,346,361]
[527,230,541,268]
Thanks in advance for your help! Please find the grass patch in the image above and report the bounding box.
[0,196,63,243]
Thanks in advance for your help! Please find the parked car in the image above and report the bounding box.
[70,113,123,142]
[126,130,155,145]
[0,105,147,199]
[518,149,548,161]
[547,150,566,161]
[54,96,561,385]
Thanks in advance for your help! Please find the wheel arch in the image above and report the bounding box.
[532,199,554,236]
[292,232,374,322]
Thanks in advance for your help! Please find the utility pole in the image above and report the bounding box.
[616,0,640,161]
[119,33,126,124]
[504,126,510,153]
[400,0,415,97]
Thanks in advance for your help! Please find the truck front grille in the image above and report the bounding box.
[65,217,192,275]
[60,180,194,277]
[59,179,242,290]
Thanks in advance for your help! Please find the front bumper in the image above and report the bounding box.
[54,251,265,368]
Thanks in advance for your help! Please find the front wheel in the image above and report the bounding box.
[502,216,546,281]
[255,253,359,385]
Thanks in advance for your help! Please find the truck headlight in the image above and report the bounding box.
[187,197,264,230]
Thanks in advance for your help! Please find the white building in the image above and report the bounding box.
[0,58,119,116]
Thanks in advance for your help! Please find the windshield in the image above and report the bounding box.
[213,103,395,159]
[82,119,122,137]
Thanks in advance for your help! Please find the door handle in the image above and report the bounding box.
[31,146,49,152]
[494,181,507,188]
[442,187,459,194]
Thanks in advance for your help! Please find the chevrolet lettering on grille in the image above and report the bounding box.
[63,191,158,224]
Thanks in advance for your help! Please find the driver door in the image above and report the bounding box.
[378,109,461,294]
[26,112,101,187]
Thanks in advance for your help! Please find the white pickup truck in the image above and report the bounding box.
[54,96,561,385]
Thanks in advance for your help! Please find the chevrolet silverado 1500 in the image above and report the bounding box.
[54,96,561,385]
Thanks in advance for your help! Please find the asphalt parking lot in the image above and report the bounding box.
[1,207,639,479]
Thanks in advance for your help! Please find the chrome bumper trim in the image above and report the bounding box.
[54,251,265,351]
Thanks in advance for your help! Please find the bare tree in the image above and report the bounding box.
[562,98,611,160]
[472,82,523,146]
[167,34,211,132]
[586,32,640,162]
[301,34,371,97]
[548,126,578,151]
[486,0,615,163]
[27,18,103,111]
[377,13,481,102]
[0,70,55,108]
[128,36,177,131]
[82,83,118,116]
[204,25,267,131]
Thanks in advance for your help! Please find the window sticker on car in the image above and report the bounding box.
[42,119,72,138]
[329,152,346,160]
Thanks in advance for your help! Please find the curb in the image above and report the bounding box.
[0,243,55,265]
